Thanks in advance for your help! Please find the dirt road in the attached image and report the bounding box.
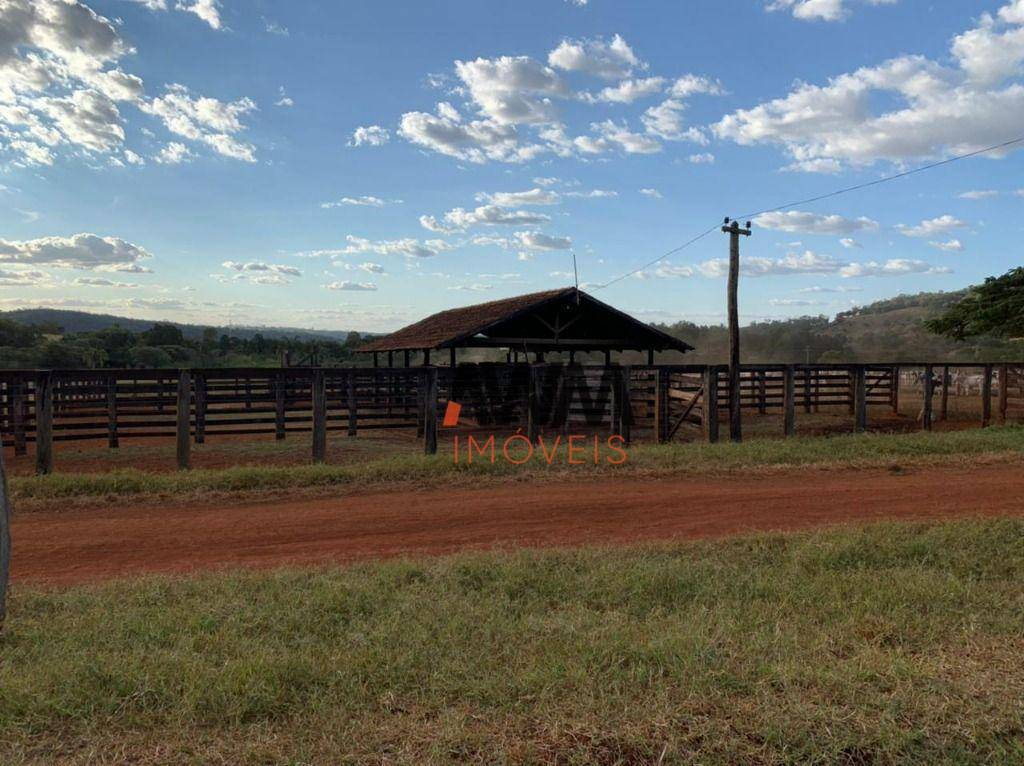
[11,463,1024,585]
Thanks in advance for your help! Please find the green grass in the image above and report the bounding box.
[2,518,1023,764]
[11,425,1024,504]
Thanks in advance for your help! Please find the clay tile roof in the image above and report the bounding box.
[359,288,574,353]
[358,287,693,354]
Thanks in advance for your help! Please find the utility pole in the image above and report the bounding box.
[722,217,752,442]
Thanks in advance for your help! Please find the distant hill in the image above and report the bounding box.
[2,308,363,343]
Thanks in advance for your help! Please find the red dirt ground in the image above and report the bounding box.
[10,463,1024,585]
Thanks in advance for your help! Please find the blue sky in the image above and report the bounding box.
[1,0,1023,332]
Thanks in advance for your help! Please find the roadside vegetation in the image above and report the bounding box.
[1,518,1022,764]
[10,425,1024,506]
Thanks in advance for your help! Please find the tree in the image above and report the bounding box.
[141,322,185,347]
[926,268,1024,340]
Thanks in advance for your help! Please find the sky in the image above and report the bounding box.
[1,0,1024,333]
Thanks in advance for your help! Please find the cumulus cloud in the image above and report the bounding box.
[455,56,568,125]
[222,261,301,276]
[639,188,663,198]
[0,267,49,286]
[697,250,845,277]
[476,188,561,206]
[514,231,571,251]
[334,236,451,259]
[548,35,641,80]
[421,204,551,233]
[584,77,666,104]
[320,196,388,208]
[930,238,965,252]
[839,259,952,277]
[348,125,390,147]
[175,0,222,30]
[688,152,715,163]
[959,189,999,199]
[0,233,152,270]
[154,141,193,164]
[717,5,1024,172]
[141,84,257,162]
[839,237,862,248]
[895,214,967,237]
[399,103,545,164]
[326,280,378,291]
[73,276,139,288]
[754,210,880,235]
[766,0,899,23]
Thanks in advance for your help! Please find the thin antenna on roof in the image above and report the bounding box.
[571,252,580,304]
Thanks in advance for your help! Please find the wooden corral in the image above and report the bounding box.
[3,362,1023,473]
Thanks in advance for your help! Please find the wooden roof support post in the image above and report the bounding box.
[275,371,287,440]
[106,374,119,449]
[939,365,950,421]
[647,349,654,366]
[527,365,540,443]
[450,347,456,368]
[423,367,438,455]
[891,365,900,415]
[347,371,358,437]
[655,368,669,443]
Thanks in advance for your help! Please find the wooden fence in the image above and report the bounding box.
[2,362,1023,473]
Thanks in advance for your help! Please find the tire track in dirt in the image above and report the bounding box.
[11,463,1024,585]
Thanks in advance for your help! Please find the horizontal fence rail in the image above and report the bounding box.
[2,362,1023,473]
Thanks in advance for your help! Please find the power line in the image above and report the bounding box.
[592,134,1024,292]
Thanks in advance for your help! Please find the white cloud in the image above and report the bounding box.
[335,236,452,259]
[579,119,662,154]
[346,262,385,274]
[840,259,951,277]
[222,261,301,276]
[399,103,544,164]
[154,141,193,164]
[0,233,152,270]
[275,86,293,108]
[533,176,561,186]
[930,238,965,252]
[688,152,715,164]
[0,267,49,287]
[514,231,571,251]
[698,249,845,277]
[798,285,863,293]
[175,0,222,30]
[422,204,551,233]
[455,56,567,125]
[667,75,725,98]
[639,188,663,198]
[321,196,388,208]
[141,84,257,162]
[73,276,139,288]
[585,77,665,104]
[839,237,862,248]
[766,0,898,23]
[348,125,390,147]
[754,210,880,235]
[264,17,289,36]
[958,189,998,199]
[716,8,1024,171]
[769,298,827,307]
[448,283,493,292]
[548,35,641,80]
[641,99,707,142]
[563,188,617,198]
[476,188,561,206]
[896,214,967,237]
[326,280,378,291]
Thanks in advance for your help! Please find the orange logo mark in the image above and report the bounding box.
[442,401,462,428]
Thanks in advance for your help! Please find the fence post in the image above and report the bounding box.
[981,364,993,428]
[655,368,669,443]
[853,366,867,433]
[12,380,25,457]
[999,363,1009,424]
[891,365,900,415]
[803,368,812,414]
[527,365,540,443]
[347,371,358,437]
[423,367,438,455]
[312,370,327,463]
[783,365,796,437]
[35,371,53,475]
[619,366,632,446]
[275,372,287,440]
[0,445,9,631]
[175,371,191,471]
[193,373,206,444]
[936,365,948,421]
[757,370,767,415]
[922,365,934,431]
[703,366,719,443]
[106,375,119,449]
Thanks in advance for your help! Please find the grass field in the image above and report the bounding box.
[10,424,1024,506]
[1,518,1022,764]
